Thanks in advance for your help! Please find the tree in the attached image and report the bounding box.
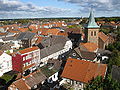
[107,50,120,67]
[107,42,120,52]
[84,75,120,90]
[100,28,110,34]
[84,76,104,90]
[106,43,116,51]
[104,74,120,90]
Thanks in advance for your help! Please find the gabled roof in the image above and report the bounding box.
[40,43,64,59]
[86,10,100,28]
[99,32,109,42]
[11,79,29,90]
[74,48,97,61]
[41,59,62,77]
[2,36,15,41]
[39,35,69,48]
[23,70,47,88]
[80,43,98,52]
[46,28,60,35]
[19,46,39,54]
[18,28,29,32]
[61,58,107,83]
[64,28,83,34]
[0,42,13,51]
[15,31,36,40]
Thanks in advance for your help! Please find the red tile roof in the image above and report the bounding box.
[29,25,37,30]
[18,28,29,32]
[61,58,107,83]
[38,28,60,36]
[80,43,98,52]
[99,32,109,42]
[57,31,68,36]
[19,46,39,54]
[46,28,59,35]
[0,33,7,35]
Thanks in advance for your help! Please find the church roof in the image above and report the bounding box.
[86,10,100,28]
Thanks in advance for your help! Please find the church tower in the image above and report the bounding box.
[85,10,100,46]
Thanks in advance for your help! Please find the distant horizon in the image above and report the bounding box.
[0,16,120,20]
[0,0,120,19]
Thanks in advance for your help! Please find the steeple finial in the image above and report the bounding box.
[86,9,100,28]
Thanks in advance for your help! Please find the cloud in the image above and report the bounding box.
[0,0,71,19]
[58,0,120,12]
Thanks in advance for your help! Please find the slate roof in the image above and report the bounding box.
[2,36,15,41]
[41,59,62,77]
[0,42,13,51]
[111,65,120,82]
[15,31,36,40]
[40,35,69,48]
[61,58,107,83]
[39,35,70,59]
[24,70,47,88]
[74,48,97,61]
[40,43,64,59]
[97,49,112,55]
[64,28,83,34]
[11,79,29,90]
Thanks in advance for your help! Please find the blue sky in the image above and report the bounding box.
[0,0,120,19]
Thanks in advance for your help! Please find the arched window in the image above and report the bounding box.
[91,31,93,36]
[94,31,96,36]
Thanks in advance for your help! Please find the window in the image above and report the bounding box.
[54,75,56,78]
[94,31,96,36]
[7,62,9,66]
[34,85,37,89]
[0,64,2,69]
[49,78,52,82]
[23,64,25,67]
[26,62,28,66]
[23,57,26,61]
[91,31,93,36]
[72,53,76,56]
[26,54,31,60]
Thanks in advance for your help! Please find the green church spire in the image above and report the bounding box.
[86,10,100,28]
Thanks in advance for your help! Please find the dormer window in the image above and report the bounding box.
[72,53,76,56]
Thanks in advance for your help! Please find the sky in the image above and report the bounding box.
[0,0,120,19]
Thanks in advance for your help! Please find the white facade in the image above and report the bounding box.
[22,48,40,73]
[0,53,12,76]
[40,40,72,67]
[47,72,59,83]
[60,78,84,90]
[11,41,21,49]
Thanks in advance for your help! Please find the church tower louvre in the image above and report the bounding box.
[85,10,100,46]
